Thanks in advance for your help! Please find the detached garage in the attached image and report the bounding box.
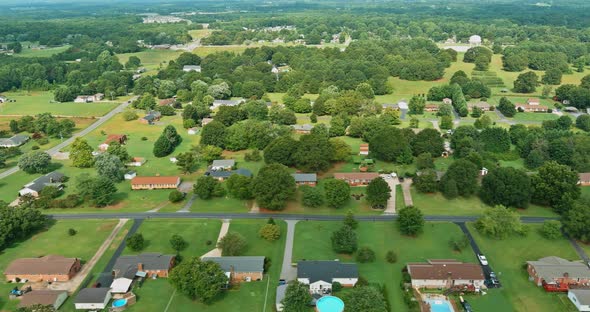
[74,288,111,310]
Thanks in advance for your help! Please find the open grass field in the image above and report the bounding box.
[117,50,182,75]
[293,221,476,312]
[0,91,119,117]
[466,223,579,312]
[13,45,70,58]
[194,46,249,57]
[512,112,560,122]
[0,220,118,311]
[125,219,286,312]
[410,187,558,217]
[188,29,213,39]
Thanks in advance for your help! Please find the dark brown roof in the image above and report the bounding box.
[333,172,379,180]
[4,255,78,276]
[18,290,67,308]
[407,259,484,281]
[579,173,590,182]
[131,176,180,185]
[104,134,126,144]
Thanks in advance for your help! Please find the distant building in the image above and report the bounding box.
[515,103,548,113]
[125,157,146,167]
[0,134,29,147]
[397,100,409,110]
[187,127,199,135]
[212,99,244,109]
[292,173,317,187]
[201,117,214,126]
[469,35,482,46]
[291,124,314,134]
[468,102,492,111]
[359,143,369,156]
[206,168,252,181]
[18,290,68,310]
[139,111,162,124]
[425,104,439,112]
[98,134,127,151]
[202,256,265,282]
[124,171,137,180]
[183,65,202,72]
[159,98,176,106]
[579,173,590,186]
[74,93,104,103]
[130,176,180,190]
[527,98,541,106]
[442,98,453,105]
[333,172,379,186]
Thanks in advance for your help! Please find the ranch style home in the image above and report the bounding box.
[527,256,590,287]
[202,256,265,283]
[130,176,180,190]
[406,259,485,289]
[297,260,358,294]
[333,172,379,186]
[4,255,81,282]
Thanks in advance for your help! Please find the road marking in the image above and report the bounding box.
[164,288,177,312]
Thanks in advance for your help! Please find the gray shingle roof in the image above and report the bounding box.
[212,159,235,167]
[527,256,590,281]
[207,168,252,179]
[0,134,29,146]
[213,99,243,106]
[112,253,174,279]
[292,173,317,183]
[202,256,265,273]
[75,288,110,304]
[291,124,313,131]
[570,289,590,305]
[24,171,65,192]
[297,260,358,283]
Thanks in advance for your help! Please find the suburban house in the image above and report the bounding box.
[578,173,590,186]
[124,171,137,180]
[110,277,134,294]
[291,124,313,134]
[0,95,7,103]
[19,171,65,197]
[74,93,104,103]
[130,176,180,190]
[397,100,409,110]
[211,159,235,171]
[425,104,439,112]
[112,253,175,279]
[468,102,492,111]
[212,99,244,109]
[4,255,81,282]
[187,127,199,135]
[126,157,146,167]
[98,134,127,151]
[0,134,29,148]
[201,117,214,126]
[527,257,590,287]
[406,259,485,289]
[568,289,590,312]
[359,143,369,156]
[527,98,541,106]
[297,260,359,294]
[443,98,453,105]
[74,288,111,310]
[515,103,548,112]
[139,111,162,124]
[18,290,68,310]
[183,65,202,72]
[292,173,317,187]
[203,256,265,282]
[159,98,176,106]
[206,168,252,181]
[333,172,379,186]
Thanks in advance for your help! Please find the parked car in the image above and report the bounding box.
[279,279,286,286]
[478,254,488,265]
[390,172,397,178]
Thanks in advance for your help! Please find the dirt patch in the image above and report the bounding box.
[98,222,116,232]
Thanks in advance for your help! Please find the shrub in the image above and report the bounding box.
[355,276,369,287]
[123,110,139,121]
[356,247,376,263]
[141,136,148,141]
[31,145,40,150]
[448,235,470,251]
[541,220,562,239]
[263,257,272,273]
[126,233,145,251]
[259,223,281,241]
[386,250,398,263]
[169,190,184,203]
[332,282,342,292]
[68,228,77,236]
[36,137,49,145]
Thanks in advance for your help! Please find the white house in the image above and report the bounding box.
[469,35,482,46]
[19,171,65,197]
[183,65,201,72]
[188,127,199,135]
[406,259,485,289]
[74,93,104,103]
[110,277,133,294]
[0,134,29,148]
[211,159,235,171]
[126,157,146,167]
[74,288,111,310]
[569,289,590,311]
[297,260,358,294]
[124,171,137,180]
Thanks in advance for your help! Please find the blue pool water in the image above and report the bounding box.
[316,296,345,312]
[426,298,454,312]
[112,299,127,308]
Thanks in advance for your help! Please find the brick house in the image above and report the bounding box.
[578,173,590,186]
[515,103,548,112]
[201,117,214,126]
[468,102,492,111]
[406,259,485,289]
[359,143,369,156]
[207,168,252,181]
[291,124,313,134]
[527,98,541,106]
[139,111,161,124]
[4,255,81,282]
[19,171,65,198]
[130,176,180,190]
[112,253,175,279]
[98,134,127,151]
[292,173,317,187]
[333,172,379,186]
[425,104,439,112]
[203,256,265,283]
[527,256,590,287]
[443,98,453,105]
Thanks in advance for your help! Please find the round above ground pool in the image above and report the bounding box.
[316,296,344,312]
[112,298,128,308]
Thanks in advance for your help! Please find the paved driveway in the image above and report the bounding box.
[280,220,299,281]
[380,174,398,214]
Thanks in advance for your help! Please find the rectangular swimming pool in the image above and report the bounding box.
[425,298,455,312]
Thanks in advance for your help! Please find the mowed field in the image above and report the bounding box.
[0,91,119,117]
[117,50,183,75]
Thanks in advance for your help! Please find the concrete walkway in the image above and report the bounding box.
[280,220,299,281]
[401,179,414,207]
[177,194,196,213]
[49,219,129,293]
[201,219,231,258]
[380,174,398,214]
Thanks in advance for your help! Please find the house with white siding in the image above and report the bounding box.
[297,260,358,294]
[406,259,485,289]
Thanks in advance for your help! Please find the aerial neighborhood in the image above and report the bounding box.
[2,1,590,312]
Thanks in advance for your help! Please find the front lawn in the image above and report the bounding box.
[512,112,560,122]
[467,223,580,312]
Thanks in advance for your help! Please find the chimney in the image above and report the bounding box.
[137,263,144,271]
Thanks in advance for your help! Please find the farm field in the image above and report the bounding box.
[13,45,70,58]
[0,91,119,117]
[117,50,182,74]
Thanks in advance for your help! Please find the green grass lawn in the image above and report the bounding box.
[14,45,70,58]
[467,223,580,312]
[293,221,476,312]
[410,187,558,217]
[191,196,253,213]
[126,219,286,312]
[117,50,182,75]
[512,112,560,122]
[0,220,118,311]
[395,184,405,210]
[122,219,222,257]
[0,91,119,117]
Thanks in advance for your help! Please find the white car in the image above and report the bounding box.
[478,254,488,266]
[390,172,397,178]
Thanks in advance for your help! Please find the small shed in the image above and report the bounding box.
[124,171,137,180]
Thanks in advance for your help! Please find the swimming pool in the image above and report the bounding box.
[112,298,127,308]
[425,298,454,312]
[316,296,345,312]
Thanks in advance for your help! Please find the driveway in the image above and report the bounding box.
[380,174,398,214]
[280,220,299,281]
[456,222,500,287]
[401,179,414,207]
[201,219,231,258]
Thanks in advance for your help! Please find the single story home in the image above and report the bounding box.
[212,99,244,109]
[359,143,369,156]
[397,100,409,110]
[578,173,590,186]
[333,172,379,186]
[381,103,399,110]
[211,159,235,171]
[276,284,287,312]
[18,290,68,310]
[515,104,548,112]
[124,171,137,180]
[468,102,491,111]
[443,98,453,105]
[19,171,65,197]
[201,117,214,126]
[206,168,252,181]
[183,65,202,72]
[527,98,541,106]
[98,134,127,151]
[406,259,485,289]
[110,277,133,294]
[188,127,199,135]
[112,253,175,279]
[202,256,265,282]
[569,289,590,312]
[74,288,111,310]
[425,104,439,112]
[0,134,29,148]
[0,95,7,103]
[291,124,313,134]
[74,93,104,103]
[131,176,180,190]
[4,255,81,282]
[292,173,317,187]
[159,98,176,106]
[126,157,146,167]
[297,260,359,294]
[527,256,590,287]
[139,111,162,124]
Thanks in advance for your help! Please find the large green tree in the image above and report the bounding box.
[194,176,222,200]
[331,225,358,254]
[366,177,391,209]
[412,128,444,156]
[480,167,532,208]
[398,206,424,236]
[293,133,332,172]
[475,205,527,239]
[200,120,226,148]
[564,198,590,242]
[324,178,351,208]
[263,136,299,166]
[94,153,124,182]
[217,232,247,256]
[71,138,94,168]
[531,161,580,213]
[169,257,228,303]
[252,164,296,210]
[18,151,51,174]
[513,71,539,93]
[343,286,388,312]
[440,159,479,198]
[282,281,312,312]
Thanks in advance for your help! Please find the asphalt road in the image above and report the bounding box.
[0,97,135,180]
